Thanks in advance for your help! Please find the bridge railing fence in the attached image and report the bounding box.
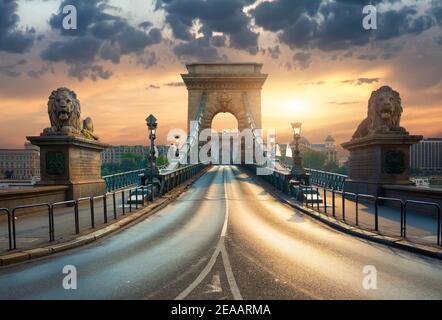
[1,164,207,253]
[311,186,440,246]
[404,200,441,246]
[11,203,52,250]
[247,165,441,247]
[52,200,79,239]
[375,197,405,236]
[304,168,347,191]
[102,169,145,192]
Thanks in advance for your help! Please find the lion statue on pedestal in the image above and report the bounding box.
[42,87,98,140]
[352,86,407,139]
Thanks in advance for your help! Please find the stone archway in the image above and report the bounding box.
[200,90,249,132]
[181,63,267,164]
[210,111,241,164]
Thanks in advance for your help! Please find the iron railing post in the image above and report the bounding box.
[122,190,125,215]
[355,195,359,226]
[342,191,346,221]
[90,197,95,228]
[113,192,117,219]
[374,200,379,231]
[103,195,108,224]
[323,189,327,214]
[74,201,79,234]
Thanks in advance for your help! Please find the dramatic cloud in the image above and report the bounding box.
[155,0,259,59]
[431,0,442,27]
[136,51,158,69]
[27,64,54,79]
[0,0,36,53]
[173,37,221,61]
[41,0,162,80]
[164,82,185,87]
[211,35,227,47]
[251,0,437,52]
[357,54,378,61]
[293,52,312,70]
[327,101,361,105]
[341,77,380,86]
[0,59,26,77]
[267,45,281,59]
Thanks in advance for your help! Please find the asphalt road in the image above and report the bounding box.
[0,166,441,299]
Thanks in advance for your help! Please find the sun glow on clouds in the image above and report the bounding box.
[1,0,442,150]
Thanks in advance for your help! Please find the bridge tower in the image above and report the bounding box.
[181,63,268,164]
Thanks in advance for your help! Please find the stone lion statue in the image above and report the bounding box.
[43,87,98,140]
[352,86,407,139]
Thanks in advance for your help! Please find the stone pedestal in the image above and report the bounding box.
[341,134,422,195]
[27,135,110,200]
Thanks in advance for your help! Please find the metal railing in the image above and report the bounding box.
[304,168,347,191]
[404,200,441,245]
[158,163,207,196]
[246,165,442,247]
[11,203,52,250]
[102,169,145,192]
[1,163,208,252]
[274,158,348,191]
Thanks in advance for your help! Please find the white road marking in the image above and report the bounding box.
[221,168,242,300]
[175,166,243,300]
[221,243,242,300]
[175,246,221,300]
[221,171,229,238]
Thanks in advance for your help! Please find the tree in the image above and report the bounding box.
[323,160,340,172]
[322,160,348,175]
[4,170,14,179]
[101,153,145,176]
[156,155,169,167]
[335,165,348,175]
[301,149,327,170]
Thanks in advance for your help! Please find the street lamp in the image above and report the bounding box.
[290,122,309,185]
[145,114,160,200]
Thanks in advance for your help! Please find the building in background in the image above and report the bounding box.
[0,143,40,180]
[101,145,170,165]
[101,145,148,165]
[289,135,338,163]
[312,135,338,163]
[410,138,442,174]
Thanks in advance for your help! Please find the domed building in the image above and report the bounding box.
[323,135,337,163]
[288,135,337,163]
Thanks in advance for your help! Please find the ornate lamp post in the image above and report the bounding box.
[290,122,309,185]
[145,114,160,199]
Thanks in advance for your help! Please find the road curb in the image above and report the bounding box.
[250,173,442,260]
[0,167,210,267]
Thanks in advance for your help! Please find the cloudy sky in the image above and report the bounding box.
[0,0,441,155]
